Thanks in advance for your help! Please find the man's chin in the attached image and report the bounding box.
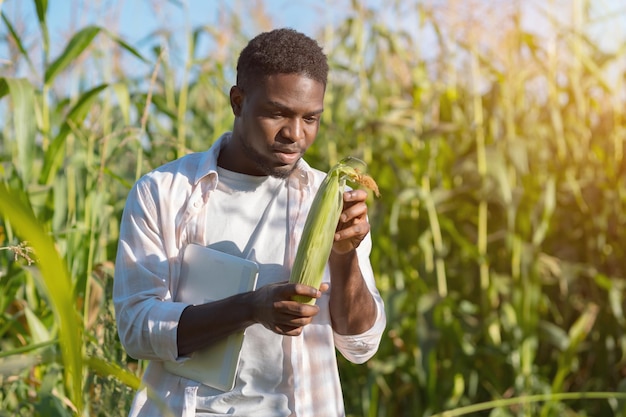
[251,154,300,179]
[268,164,296,179]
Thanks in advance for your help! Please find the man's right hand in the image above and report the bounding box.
[178,282,328,357]
[252,282,326,336]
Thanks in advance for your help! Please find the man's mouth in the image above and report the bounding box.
[274,149,301,165]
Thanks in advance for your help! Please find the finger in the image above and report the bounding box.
[292,283,322,299]
[273,299,320,318]
[272,313,313,328]
[283,315,315,327]
[339,201,368,224]
[335,220,370,242]
[269,312,316,336]
[343,189,368,203]
[268,283,318,302]
[277,324,304,336]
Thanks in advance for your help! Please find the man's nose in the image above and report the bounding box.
[281,118,305,142]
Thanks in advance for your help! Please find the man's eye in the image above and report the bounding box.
[304,116,319,124]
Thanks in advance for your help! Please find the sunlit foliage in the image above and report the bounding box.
[1,0,625,416]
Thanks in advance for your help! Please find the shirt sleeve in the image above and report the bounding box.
[332,231,386,364]
[113,178,188,362]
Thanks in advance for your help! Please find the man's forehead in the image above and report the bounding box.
[246,73,325,97]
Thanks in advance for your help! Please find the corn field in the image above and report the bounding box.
[1,0,626,416]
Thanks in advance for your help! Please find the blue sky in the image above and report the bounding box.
[1,0,624,81]
[1,0,361,78]
[47,1,324,41]
[3,1,625,56]
[15,0,346,56]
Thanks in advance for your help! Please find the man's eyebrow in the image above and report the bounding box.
[266,100,324,116]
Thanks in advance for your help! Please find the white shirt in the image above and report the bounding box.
[196,167,292,414]
[113,132,386,417]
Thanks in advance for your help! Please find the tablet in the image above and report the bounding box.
[164,243,259,391]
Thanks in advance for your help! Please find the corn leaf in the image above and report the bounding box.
[34,0,48,24]
[33,0,50,58]
[45,25,100,85]
[0,183,84,413]
[24,306,51,344]
[103,28,148,64]
[85,356,141,390]
[0,77,37,185]
[40,83,108,186]
[44,25,147,85]
[112,82,132,125]
[1,12,36,74]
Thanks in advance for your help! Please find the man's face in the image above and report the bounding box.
[226,73,325,178]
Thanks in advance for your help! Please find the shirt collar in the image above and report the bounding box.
[191,132,232,187]
[193,131,315,192]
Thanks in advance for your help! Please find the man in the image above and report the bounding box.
[114,28,386,417]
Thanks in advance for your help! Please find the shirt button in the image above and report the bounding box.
[193,200,201,208]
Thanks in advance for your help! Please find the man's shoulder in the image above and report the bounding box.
[153,152,207,173]
[140,133,227,183]
[140,152,205,181]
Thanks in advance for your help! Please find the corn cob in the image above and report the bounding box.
[289,157,379,304]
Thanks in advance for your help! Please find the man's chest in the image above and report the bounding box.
[202,175,290,287]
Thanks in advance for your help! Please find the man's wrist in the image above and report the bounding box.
[330,247,357,261]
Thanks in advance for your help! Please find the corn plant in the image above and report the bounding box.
[305,1,626,416]
[1,0,145,414]
[1,0,626,416]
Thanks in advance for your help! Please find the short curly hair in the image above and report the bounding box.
[236,28,329,90]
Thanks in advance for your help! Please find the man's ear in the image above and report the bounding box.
[230,86,244,116]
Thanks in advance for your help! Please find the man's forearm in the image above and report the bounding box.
[328,250,377,335]
[177,292,256,357]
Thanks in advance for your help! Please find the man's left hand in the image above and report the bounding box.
[332,189,370,255]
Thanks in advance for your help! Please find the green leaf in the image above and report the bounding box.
[1,12,36,74]
[87,355,176,416]
[0,183,84,413]
[532,176,556,247]
[538,320,569,351]
[35,393,72,417]
[34,0,48,24]
[103,29,148,64]
[112,82,131,125]
[85,356,141,390]
[0,340,56,359]
[151,94,178,120]
[43,25,147,86]
[24,306,51,344]
[103,165,133,189]
[566,303,598,351]
[0,354,43,378]
[1,78,37,184]
[430,392,626,417]
[44,25,101,85]
[33,0,50,60]
[39,83,108,185]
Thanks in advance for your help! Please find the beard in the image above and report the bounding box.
[240,135,300,179]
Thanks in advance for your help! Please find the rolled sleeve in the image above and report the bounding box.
[114,178,189,362]
[333,298,385,363]
[332,232,386,364]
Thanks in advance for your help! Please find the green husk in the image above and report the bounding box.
[290,157,379,304]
